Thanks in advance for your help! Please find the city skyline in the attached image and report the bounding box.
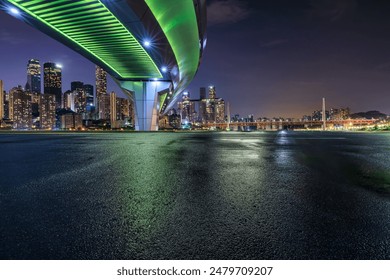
[2,1,390,118]
[1,57,387,121]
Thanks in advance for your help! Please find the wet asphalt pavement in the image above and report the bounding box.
[0,131,389,259]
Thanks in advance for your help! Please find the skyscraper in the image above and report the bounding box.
[198,85,224,124]
[0,80,4,119]
[209,86,216,99]
[26,59,41,93]
[31,92,40,119]
[83,84,94,107]
[200,87,206,100]
[119,97,131,120]
[95,65,107,115]
[39,94,56,129]
[205,99,215,123]
[178,92,196,123]
[203,86,218,123]
[71,81,87,117]
[199,87,207,123]
[83,84,94,118]
[99,94,110,120]
[110,91,117,128]
[71,81,83,92]
[63,90,74,111]
[44,62,62,108]
[215,98,225,123]
[3,88,9,120]
[9,86,32,129]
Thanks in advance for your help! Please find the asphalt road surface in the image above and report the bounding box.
[0,131,389,259]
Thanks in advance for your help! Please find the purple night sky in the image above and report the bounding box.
[1,0,390,118]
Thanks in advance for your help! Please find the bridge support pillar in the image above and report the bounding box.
[117,81,171,131]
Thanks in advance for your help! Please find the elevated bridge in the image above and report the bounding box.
[1,0,207,130]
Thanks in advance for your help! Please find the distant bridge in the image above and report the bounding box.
[204,119,377,129]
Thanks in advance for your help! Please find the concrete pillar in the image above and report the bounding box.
[118,81,170,131]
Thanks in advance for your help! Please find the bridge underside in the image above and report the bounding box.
[1,0,207,131]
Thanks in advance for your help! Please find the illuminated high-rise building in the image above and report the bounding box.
[204,86,218,123]
[3,88,9,120]
[39,94,56,129]
[197,85,224,123]
[43,62,62,108]
[9,86,32,129]
[31,92,40,119]
[71,81,83,92]
[110,91,117,128]
[95,65,107,114]
[26,59,41,93]
[83,84,94,119]
[178,92,196,123]
[199,87,207,123]
[208,86,216,99]
[99,93,110,120]
[83,84,94,107]
[75,91,87,116]
[119,97,131,120]
[63,90,74,111]
[0,80,4,119]
[205,99,215,123]
[71,81,87,117]
[215,98,225,123]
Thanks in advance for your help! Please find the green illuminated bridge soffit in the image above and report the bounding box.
[145,0,201,92]
[7,0,162,79]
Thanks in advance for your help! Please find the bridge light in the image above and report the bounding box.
[161,66,168,73]
[10,7,19,15]
[143,40,151,47]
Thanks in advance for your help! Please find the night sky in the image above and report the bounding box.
[1,0,390,118]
